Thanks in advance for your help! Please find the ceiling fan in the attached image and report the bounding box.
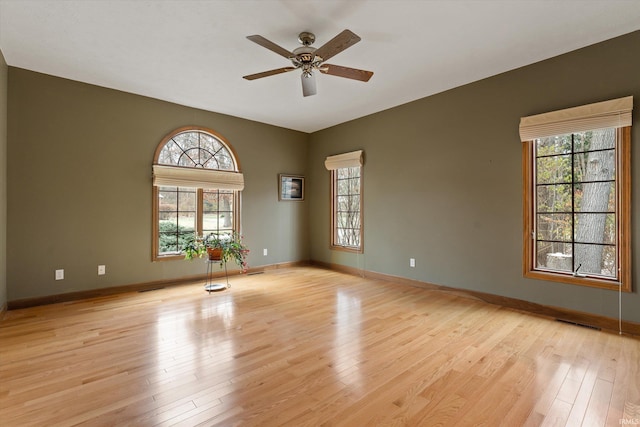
[243,29,374,97]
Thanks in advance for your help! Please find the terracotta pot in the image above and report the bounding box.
[207,247,223,261]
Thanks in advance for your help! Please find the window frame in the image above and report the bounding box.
[152,126,242,261]
[522,126,631,292]
[330,166,364,253]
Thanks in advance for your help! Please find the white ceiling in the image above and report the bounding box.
[1,1,640,133]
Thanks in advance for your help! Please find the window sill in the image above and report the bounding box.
[153,253,186,262]
[524,269,629,292]
[330,245,363,254]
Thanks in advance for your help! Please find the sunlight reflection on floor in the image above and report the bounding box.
[333,290,363,391]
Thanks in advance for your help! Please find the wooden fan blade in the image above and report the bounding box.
[314,29,361,62]
[246,35,293,59]
[320,64,373,82]
[243,67,296,80]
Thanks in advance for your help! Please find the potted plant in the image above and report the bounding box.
[219,231,250,273]
[182,232,249,272]
[204,233,224,261]
[182,233,223,260]
[182,235,206,260]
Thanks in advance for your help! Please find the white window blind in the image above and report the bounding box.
[152,165,244,191]
[324,150,363,170]
[519,96,633,141]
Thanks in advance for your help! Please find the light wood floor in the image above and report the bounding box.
[1,267,639,426]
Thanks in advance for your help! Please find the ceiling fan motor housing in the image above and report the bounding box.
[291,45,322,76]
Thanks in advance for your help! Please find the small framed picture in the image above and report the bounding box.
[279,174,305,201]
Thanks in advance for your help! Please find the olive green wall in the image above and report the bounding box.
[6,31,640,325]
[0,49,7,311]
[7,69,308,301]
[309,30,640,323]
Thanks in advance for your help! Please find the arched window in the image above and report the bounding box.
[152,127,243,260]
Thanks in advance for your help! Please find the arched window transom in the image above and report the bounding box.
[157,130,237,171]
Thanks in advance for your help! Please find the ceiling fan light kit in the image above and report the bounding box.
[243,29,374,97]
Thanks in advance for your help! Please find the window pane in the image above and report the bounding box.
[536,241,573,272]
[202,190,234,234]
[199,133,223,155]
[159,188,178,211]
[158,204,196,255]
[337,212,360,229]
[203,213,217,233]
[182,147,211,168]
[536,184,571,213]
[536,155,571,184]
[159,239,179,253]
[338,167,360,179]
[208,153,234,171]
[178,189,196,210]
[158,212,176,222]
[337,195,360,211]
[600,245,617,278]
[573,132,587,153]
[574,213,615,245]
[158,142,182,165]
[158,220,179,253]
[203,214,233,234]
[196,149,214,168]
[574,182,615,212]
[536,213,572,242]
[573,150,615,182]
[173,132,198,151]
[177,212,195,231]
[337,178,360,195]
[574,243,616,277]
[536,134,572,156]
[337,228,360,247]
[573,129,615,152]
[203,191,219,211]
[157,186,196,254]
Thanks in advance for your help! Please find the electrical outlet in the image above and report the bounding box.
[409,258,416,268]
[263,248,268,256]
[55,269,64,280]
[98,265,106,275]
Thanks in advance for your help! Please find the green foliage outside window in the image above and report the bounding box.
[158,221,196,253]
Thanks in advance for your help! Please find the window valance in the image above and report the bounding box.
[324,150,363,170]
[152,164,245,191]
[519,96,633,141]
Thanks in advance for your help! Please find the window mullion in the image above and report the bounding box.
[197,188,204,236]
[570,133,576,273]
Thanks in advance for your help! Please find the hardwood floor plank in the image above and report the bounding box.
[541,398,573,427]
[611,338,640,426]
[582,377,614,427]
[1,267,638,426]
